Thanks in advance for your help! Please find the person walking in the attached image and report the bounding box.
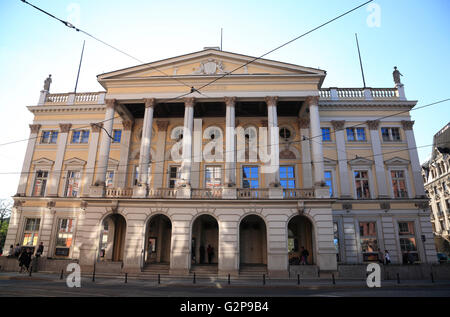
[18,248,32,273]
[14,243,21,258]
[377,248,384,264]
[207,244,214,264]
[300,247,309,265]
[8,245,14,258]
[384,250,391,265]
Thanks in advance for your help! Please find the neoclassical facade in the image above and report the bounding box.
[422,123,450,251]
[4,48,437,276]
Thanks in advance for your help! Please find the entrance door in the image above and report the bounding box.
[240,215,267,265]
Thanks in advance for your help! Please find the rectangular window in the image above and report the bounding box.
[65,171,80,197]
[381,127,401,142]
[113,130,122,143]
[398,222,419,263]
[280,166,295,189]
[359,222,378,261]
[55,219,74,256]
[242,166,259,188]
[321,128,331,141]
[22,218,41,247]
[391,170,408,198]
[205,166,222,188]
[346,128,366,141]
[41,131,58,144]
[324,170,333,197]
[106,170,115,188]
[71,130,90,144]
[168,166,180,189]
[354,170,370,199]
[32,170,48,196]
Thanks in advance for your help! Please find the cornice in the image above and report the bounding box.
[318,100,417,109]
[27,104,106,114]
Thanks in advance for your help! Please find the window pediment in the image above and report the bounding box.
[348,157,374,167]
[63,157,86,167]
[384,157,410,166]
[32,157,54,167]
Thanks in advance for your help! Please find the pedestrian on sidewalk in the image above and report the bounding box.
[18,248,32,273]
[384,250,391,264]
[7,245,14,258]
[300,247,309,265]
[13,244,21,258]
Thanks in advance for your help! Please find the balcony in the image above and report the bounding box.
[104,187,315,199]
[42,92,105,106]
[319,87,400,101]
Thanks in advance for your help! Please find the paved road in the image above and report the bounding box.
[0,272,450,297]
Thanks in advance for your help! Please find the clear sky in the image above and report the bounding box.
[0,0,449,201]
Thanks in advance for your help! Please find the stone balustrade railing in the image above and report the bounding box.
[43,92,105,105]
[102,187,316,199]
[319,87,400,101]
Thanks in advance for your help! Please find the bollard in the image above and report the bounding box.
[158,274,160,285]
[29,266,32,277]
[228,274,230,285]
[92,267,96,282]
[431,272,434,283]
[60,269,64,280]
[297,274,300,285]
[125,273,128,284]
[263,274,266,285]
[332,273,335,285]
[193,273,196,284]
[396,273,400,284]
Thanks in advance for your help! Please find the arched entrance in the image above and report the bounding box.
[239,215,267,266]
[191,214,218,266]
[288,215,314,265]
[145,214,172,264]
[100,214,127,262]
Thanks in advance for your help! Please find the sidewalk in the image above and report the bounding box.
[1,271,449,289]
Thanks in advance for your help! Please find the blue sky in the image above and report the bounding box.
[0,0,449,200]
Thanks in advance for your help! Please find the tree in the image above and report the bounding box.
[0,199,12,252]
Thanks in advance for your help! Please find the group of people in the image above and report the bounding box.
[377,249,392,264]
[7,242,44,273]
[192,244,215,264]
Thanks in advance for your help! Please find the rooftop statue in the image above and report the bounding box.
[43,74,52,91]
[393,66,403,85]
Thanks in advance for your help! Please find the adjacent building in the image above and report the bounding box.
[3,48,437,276]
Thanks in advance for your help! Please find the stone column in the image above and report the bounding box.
[299,118,313,188]
[47,123,71,196]
[367,120,389,198]
[134,99,155,198]
[223,97,237,199]
[307,96,328,198]
[82,123,102,196]
[331,120,351,198]
[265,96,283,199]
[177,98,195,198]
[116,120,134,188]
[17,124,41,196]
[153,121,169,189]
[402,120,426,197]
[91,99,116,197]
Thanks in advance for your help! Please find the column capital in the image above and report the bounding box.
[122,120,134,131]
[59,123,72,133]
[90,122,103,133]
[264,96,278,107]
[143,98,156,108]
[401,120,415,130]
[305,96,319,106]
[331,120,345,131]
[224,96,237,107]
[366,120,380,130]
[29,124,41,134]
[298,117,310,129]
[105,99,117,109]
[156,120,169,132]
[184,97,195,107]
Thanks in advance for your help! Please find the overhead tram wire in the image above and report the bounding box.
[0,140,446,177]
[20,0,194,90]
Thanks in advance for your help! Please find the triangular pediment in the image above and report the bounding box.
[384,157,410,166]
[63,157,87,166]
[348,157,373,166]
[32,157,54,166]
[323,157,337,166]
[108,158,119,167]
[98,49,325,81]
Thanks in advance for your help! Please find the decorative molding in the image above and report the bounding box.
[415,202,429,210]
[342,203,352,211]
[90,122,103,133]
[80,201,88,210]
[122,120,134,131]
[13,200,25,208]
[348,156,374,166]
[47,200,56,209]
[32,157,54,167]
[260,120,268,127]
[264,96,278,107]
[156,120,169,132]
[331,120,345,130]
[224,96,237,107]
[184,97,195,107]
[63,157,87,167]
[29,124,41,134]
[380,202,391,211]
[59,123,72,133]
[401,120,415,130]
[191,59,226,75]
[366,120,380,130]
[144,98,156,108]
[305,96,319,106]
[384,157,410,166]
[298,117,310,129]
[105,99,117,109]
